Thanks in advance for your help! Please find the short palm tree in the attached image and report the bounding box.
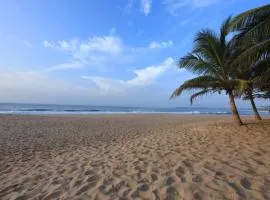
[253,57,270,99]
[171,17,244,125]
[233,52,270,120]
[232,65,261,120]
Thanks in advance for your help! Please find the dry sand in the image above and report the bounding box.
[0,114,269,200]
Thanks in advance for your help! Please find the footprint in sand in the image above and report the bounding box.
[86,175,99,183]
[103,177,114,186]
[151,173,158,182]
[43,191,61,200]
[122,188,132,197]
[139,183,149,192]
[84,169,94,175]
[192,174,203,183]
[176,166,186,182]
[228,182,246,199]
[176,166,185,174]
[72,179,83,188]
[14,195,29,200]
[254,159,265,165]
[165,186,180,200]
[118,197,129,200]
[98,184,107,194]
[193,191,203,200]
[215,171,225,177]
[76,182,97,196]
[131,189,139,198]
[240,177,252,190]
[163,176,175,186]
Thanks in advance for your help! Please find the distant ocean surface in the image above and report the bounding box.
[0,103,269,116]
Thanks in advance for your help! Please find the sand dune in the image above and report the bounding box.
[0,115,269,200]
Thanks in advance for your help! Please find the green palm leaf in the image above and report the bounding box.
[190,89,214,105]
[170,75,221,99]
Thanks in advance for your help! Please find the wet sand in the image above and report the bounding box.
[0,114,269,200]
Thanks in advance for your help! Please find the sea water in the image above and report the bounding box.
[0,103,269,116]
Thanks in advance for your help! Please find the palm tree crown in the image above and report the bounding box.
[171,17,243,125]
[230,4,270,67]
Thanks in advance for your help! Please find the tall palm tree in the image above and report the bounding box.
[171,17,244,125]
[230,4,270,66]
[229,4,270,120]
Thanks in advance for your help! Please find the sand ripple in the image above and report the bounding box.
[0,115,269,200]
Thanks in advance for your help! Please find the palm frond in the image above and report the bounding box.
[230,18,270,50]
[229,4,270,70]
[231,4,270,31]
[231,39,270,66]
[178,53,219,75]
[190,89,214,105]
[194,30,223,68]
[253,69,270,88]
[220,16,232,47]
[170,75,221,99]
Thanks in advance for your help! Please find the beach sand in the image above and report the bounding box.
[0,114,269,200]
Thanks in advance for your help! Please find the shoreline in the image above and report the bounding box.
[1,103,269,117]
[0,112,269,117]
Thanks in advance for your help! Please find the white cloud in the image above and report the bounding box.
[128,57,174,85]
[0,70,96,104]
[82,57,175,93]
[0,66,177,106]
[44,36,122,56]
[164,0,224,14]
[43,35,123,70]
[43,39,78,52]
[82,76,125,93]
[46,61,86,72]
[43,34,174,72]
[148,40,173,50]
[140,0,152,15]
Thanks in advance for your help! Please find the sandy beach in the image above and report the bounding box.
[0,114,269,200]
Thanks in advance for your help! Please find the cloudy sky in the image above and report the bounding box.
[0,0,268,107]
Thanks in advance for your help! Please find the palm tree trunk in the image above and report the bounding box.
[247,90,262,120]
[228,91,243,125]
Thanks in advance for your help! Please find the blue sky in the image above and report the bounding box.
[0,0,268,107]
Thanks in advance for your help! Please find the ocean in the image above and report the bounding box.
[0,103,269,116]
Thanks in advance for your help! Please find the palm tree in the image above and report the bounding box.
[229,4,270,120]
[171,17,243,125]
[253,61,270,99]
[232,67,261,121]
[232,53,270,120]
[229,4,270,66]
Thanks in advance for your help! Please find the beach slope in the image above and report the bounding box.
[0,115,269,200]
